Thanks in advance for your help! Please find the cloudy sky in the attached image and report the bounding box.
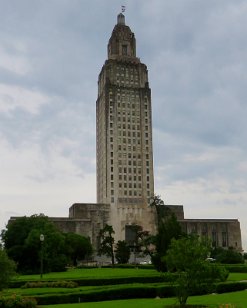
[0,0,247,250]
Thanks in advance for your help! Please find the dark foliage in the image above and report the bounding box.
[211,247,244,264]
[2,216,93,274]
[115,240,130,264]
[98,224,115,266]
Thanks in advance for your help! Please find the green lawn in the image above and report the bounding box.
[14,268,159,281]
[13,268,247,283]
[42,290,247,307]
[6,268,247,307]
[227,272,247,282]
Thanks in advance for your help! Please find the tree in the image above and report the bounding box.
[1,214,68,273]
[166,235,228,306]
[0,248,16,290]
[115,240,130,264]
[98,224,115,266]
[149,195,183,271]
[150,194,172,226]
[128,224,155,259]
[64,233,93,266]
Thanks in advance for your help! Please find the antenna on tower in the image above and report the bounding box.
[121,5,126,13]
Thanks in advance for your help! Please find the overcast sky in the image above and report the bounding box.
[0,0,247,250]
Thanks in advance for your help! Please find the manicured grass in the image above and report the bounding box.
[42,290,247,307]
[14,268,160,281]
[13,268,247,283]
[7,268,247,307]
[227,272,247,282]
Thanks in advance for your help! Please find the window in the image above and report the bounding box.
[212,231,217,247]
[122,45,128,55]
[222,232,228,247]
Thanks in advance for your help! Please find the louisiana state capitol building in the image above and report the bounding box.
[9,12,242,252]
[96,13,156,241]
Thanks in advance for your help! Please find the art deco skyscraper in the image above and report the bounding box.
[96,13,155,241]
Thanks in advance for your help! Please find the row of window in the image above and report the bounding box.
[110,102,148,110]
[190,224,228,232]
[115,153,149,159]
[109,168,150,181]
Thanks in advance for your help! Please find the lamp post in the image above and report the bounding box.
[40,234,44,279]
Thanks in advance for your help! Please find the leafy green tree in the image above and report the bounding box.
[1,214,68,273]
[0,248,16,290]
[98,224,115,266]
[149,195,183,271]
[115,240,130,264]
[166,235,228,306]
[64,233,93,266]
[150,194,172,226]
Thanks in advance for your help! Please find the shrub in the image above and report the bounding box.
[21,280,78,288]
[10,275,163,289]
[0,294,37,308]
[216,281,247,293]
[34,284,175,305]
[0,249,16,291]
[223,264,247,273]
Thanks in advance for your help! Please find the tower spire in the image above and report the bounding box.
[117,12,125,25]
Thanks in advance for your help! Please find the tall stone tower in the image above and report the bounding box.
[96,13,156,242]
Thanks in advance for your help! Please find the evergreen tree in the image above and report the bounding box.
[98,224,115,266]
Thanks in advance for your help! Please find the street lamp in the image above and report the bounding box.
[40,234,44,279]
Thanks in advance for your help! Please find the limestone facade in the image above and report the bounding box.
[167,205,242,251]
[180,219,242,250]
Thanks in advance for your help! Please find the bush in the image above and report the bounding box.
[0,249,16,291]
[216,281,247,293]
[223,264,247,273]
[0,295,37,308]
[151,253,167,272]
[21,280,78,288]
[34,284,175,305]
[9,275,163,289]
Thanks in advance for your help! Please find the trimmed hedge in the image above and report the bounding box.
[10,275,163,289]
[222,264,247,273]
[34,284,175,305]
[6,280,247,305]
[21,280,78,288]
[31,281,247,305]
[33,280,247,305]
[216,281,247,293]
